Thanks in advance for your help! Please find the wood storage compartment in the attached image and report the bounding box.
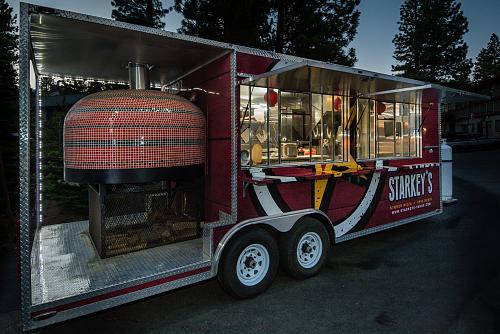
[88,180,203,258]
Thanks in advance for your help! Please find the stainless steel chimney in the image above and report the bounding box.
[128,62,151,90]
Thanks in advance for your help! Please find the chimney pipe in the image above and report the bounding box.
[128,62,150,90]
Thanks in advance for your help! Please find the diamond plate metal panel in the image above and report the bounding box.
[19,2,33,329]
[438,90,444,213]
[29,269,213,329]
[230,51,238,222]
[202,211,234,259]
[202,223,212,259]
[31,221,208,307]
[35,77,42,228]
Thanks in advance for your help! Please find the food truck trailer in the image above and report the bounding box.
[17,2,487,330]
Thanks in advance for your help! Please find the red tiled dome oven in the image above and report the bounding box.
[63,89,205,184]
[63,87,206,258]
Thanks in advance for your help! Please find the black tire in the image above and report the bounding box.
[280,217,330,279]
[217,227,279,299]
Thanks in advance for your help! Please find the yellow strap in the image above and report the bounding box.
[314,164,334,209]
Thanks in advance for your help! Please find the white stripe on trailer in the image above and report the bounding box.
[334,171,382,237]
[262,175,297,182]
[253,184,283,215]
[408,163,440,169]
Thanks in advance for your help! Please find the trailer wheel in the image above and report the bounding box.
[280,218,329,279]
[218,227,279,299]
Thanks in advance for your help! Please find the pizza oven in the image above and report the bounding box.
[63,63,205,258]
[63,91,205,183]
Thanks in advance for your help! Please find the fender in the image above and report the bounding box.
[212,208,334,272]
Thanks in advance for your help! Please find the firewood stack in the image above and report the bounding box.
[89,182,202,258]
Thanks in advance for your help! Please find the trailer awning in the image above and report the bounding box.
[29,8,231,84]
[435,85,490,103]
[243,61,490,104]
[243,61,428,103]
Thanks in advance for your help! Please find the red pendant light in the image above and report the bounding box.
[264,89,278,107]
[376,102,386,114]
[334,97,342,111]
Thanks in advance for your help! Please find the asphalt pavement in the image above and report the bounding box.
[1,149,499,333]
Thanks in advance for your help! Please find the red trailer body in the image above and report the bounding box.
[178,51,442,252]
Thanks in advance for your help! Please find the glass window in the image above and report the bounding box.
[268,89,280,164]
[377,102,395,158]
[311,94,323,161]
[240,85,251,166]
[322,95,345,161]
[395,103,410,157]
[409,103,420,157]
[357,98,373,160]
[369,100,376,159]
[416,104,422,156]
[402,104,410,157]
[344,97,353,161]
[321,95,334,161]
[239,86,422,167]
[280,92,311,162]
[240,85,271,166]
[249,87,268,165]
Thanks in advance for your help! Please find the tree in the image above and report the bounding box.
[272,0,360,66]
[174,0,273,49]
[111,0,169,28]
[473,33,500,82]
[0,0,18,244]
[0,0,17,98]
[175,0,360,66]
[392,0,472,85]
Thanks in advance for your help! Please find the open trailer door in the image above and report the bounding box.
[18,3,238,329]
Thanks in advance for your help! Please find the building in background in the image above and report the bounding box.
[442,76,500,140]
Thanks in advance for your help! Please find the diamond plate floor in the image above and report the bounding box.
[31,221,207,306]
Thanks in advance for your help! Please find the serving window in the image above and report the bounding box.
[375,102,421,158]
[240,85,422,167]
[280,92,312,162]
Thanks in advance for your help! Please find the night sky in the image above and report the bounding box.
[7,0,500,74]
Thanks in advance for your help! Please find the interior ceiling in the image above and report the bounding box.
[30,13,230,84]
